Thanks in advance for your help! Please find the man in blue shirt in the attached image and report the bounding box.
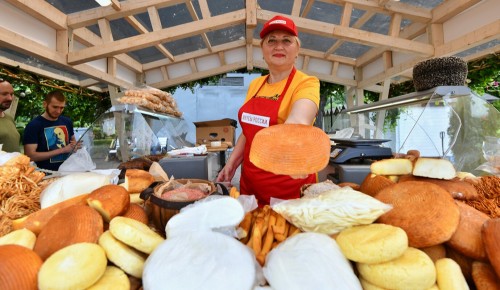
[24,90,81,171]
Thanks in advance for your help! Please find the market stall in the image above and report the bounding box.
[0,0,499,289]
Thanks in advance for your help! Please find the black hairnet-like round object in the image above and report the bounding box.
[413,56,468,91]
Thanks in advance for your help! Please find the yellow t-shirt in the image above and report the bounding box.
[243,70,320,124]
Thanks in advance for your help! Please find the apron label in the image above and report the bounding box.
[241,112,270,128]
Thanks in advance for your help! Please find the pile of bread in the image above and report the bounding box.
[117,87,182,117]
[0,169,160,290]
[343,152,500,289]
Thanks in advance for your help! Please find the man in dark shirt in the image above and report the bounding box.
[23,90,80,171]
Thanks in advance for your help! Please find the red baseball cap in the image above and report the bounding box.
[260,15,298,39]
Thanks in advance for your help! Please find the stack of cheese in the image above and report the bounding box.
[0,169,162,290]
[117,87,182,117]
[353,153,500,289]
[336,223,469,289]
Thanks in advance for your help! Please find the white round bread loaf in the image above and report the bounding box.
[109,216,164,254]
[98,230,146,278]
[0,244,43,290]
[412,157,456,180]
[357,247,436,290]
[0,228,36,249]
[87,266,130,290]
[38,243,107,290]
[359,278,387,290]
[337,223,408,264]
[435,258,469,290]
[370,158,413,175]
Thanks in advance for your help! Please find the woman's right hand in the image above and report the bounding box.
[216,164,236,183]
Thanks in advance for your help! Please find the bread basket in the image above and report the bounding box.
[140,179,228,236]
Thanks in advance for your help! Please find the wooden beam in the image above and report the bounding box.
[147,6,175,60]
[358,57,424,88]
[246,44,253,70]
[0,26,133,89]
[432,0,482,24]
[301,0,315,17]
[111,0,121,10]
[73,27,143,73]
[303,55,311,71]
[324,3,352,56]
[79,78,101,88]
[186,0,213,52]
[4,0,66,30]
[356,22,427,66]
[151,61,246,89]
[428,23,444,47]
[291,0,303,16]
[434,19,500,57]
[320,0,432,23]
[67,0,187,29]
[68,10,246,65]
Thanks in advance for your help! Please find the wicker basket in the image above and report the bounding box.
[140,179,227,236]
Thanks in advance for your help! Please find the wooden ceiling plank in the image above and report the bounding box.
[302,55,311,70]
[111,0,121,11]
[68,10,246,65]
[125,15,149,34]
[434,19,500,57]
[320,0,431,23]
[73,27,143,73]
[301,0,315,17]
[98,18,114,42]
[79,78,101,87]
[356,22,426,66]
[160,66,169,80]
[0,26,132,89]
[4,0,66,30]
[218,52,226,66]
[67,0,187,29]
[291,0,303,16]
[152,61,246,88]
[432,0,482,24]
[246,44,253,71]
[324,2,353,56]
[189,59,198,73]
[148,6,176,60]
[186,1,213,52]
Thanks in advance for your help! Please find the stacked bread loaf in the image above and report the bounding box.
[117,87,182,117]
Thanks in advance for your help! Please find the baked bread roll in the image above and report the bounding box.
[412,157,456,180]
[33,205,103,260]
[398,175,478,200]
[121,203,148,224]
[357,247,436,290]
[12,193,90,235]
[249,124,330,176]
[109,216,164,254]
[337,223,408,264]
[375,181,460,248]
[124,169,155,193]
[359,174,395,197]
[0,244,43,290]
[0,228,36,249]
[419,244,447,263]
[435,258,469,290]
[38,243,107,290]
[447,201,489,260]
[482,218,500,278]
[87,266,130,290]
[370,158,413,175]
[98,231,146,278]
[87,184,130,222]
[472,261,500,290]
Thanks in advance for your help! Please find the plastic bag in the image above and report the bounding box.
[58,147,96,172]
[475,136,500,175]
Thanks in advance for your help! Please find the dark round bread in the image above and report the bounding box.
[413,56,467,91]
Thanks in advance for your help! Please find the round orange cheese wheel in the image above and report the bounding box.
[249,124,330,176]
[0,244,42,290]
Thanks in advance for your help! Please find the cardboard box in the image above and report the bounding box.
[194,119,237,147]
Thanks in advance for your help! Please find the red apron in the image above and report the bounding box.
[238,67,317,207]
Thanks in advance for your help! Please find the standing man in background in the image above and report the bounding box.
[24,90,80,171]
[0,79,20,152]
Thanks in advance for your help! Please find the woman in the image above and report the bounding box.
[217,15,320,206]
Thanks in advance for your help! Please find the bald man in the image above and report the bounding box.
[0,79,20,152]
